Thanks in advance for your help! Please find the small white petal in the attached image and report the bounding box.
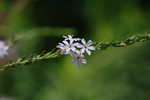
[76,50,84,57]
[69,52,78,58]
[74,38,81,41]
[56,46,62,49]
[68,35,72,39]
[73,43,83,48]
[81,39,86,45]
[70,46,76,51]
[80,48,85,54]
[65,48,71,54]
[86,49,91,55]
[87,40,93,46]
[58,43,64,45]
[69,39,74,44]
[57,43,64,48]
[63,35,67,39]
[80,58,87,64]
[75,50,80,54]
[88,46,95,50]
[72,58,81,67]
[70,53,76,57]
[63,40,69,45]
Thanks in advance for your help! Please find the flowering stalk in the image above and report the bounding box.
[0,34,150,71]
[0,50,61,71]
[95,34,150,50]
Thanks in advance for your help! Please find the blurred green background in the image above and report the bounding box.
[0,0,150,100]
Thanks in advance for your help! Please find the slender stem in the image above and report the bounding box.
[95,34,150,50]
[0,34,150,71]
[0,50,61,71]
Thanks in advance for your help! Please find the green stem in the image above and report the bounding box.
[0,34,150,71]
[0,50,61,71]
[95,34,150,50]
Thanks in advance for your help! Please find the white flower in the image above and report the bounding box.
[72,57,87,67]
[80,39,95,55]
[57,35,95,67]
[0,41,9,58]
[57,35,82,55]
[57,40,79,54]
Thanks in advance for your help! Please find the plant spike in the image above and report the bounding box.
[0,34,150,71]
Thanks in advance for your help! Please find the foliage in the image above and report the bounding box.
[0,0,150,100]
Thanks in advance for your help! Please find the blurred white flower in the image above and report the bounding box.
[80,39,95,55]
[72,57,87,67]
[0,41,9,58]
[0,96,14,100]
[57,35,95,67]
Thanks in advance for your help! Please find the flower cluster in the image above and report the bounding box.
[0,40,9,58]
[57,35,95,67]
